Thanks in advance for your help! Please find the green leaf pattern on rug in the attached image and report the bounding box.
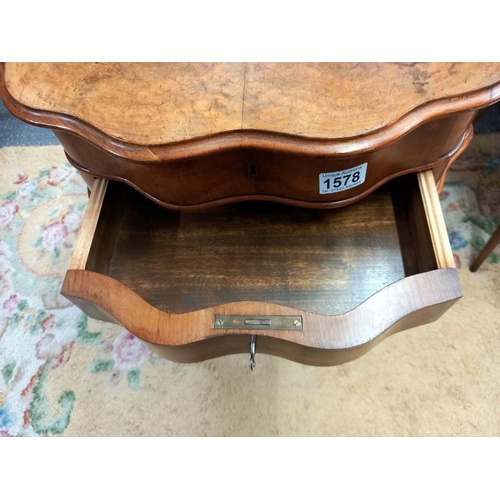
[2,360,16,383]
[76,314,102,343]
[469,235,500,263]
[439,153,500,268]
[462,214,500,235]
[484,153,500,176]
[88,360,115,373]
[84,332,150,389]
[8,297,51,333]
[461,213,500,262]
[0,160,88,436]
[127,369,140,389]
[30,363,75,436]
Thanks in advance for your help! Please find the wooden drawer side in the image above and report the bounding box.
[417,170,455,269]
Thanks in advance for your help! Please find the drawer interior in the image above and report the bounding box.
[81,173,443,316]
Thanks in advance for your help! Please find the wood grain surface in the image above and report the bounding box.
[4,62,500,145]
[57,114,474,210]
[144,299,460,365]
[61,170,461,365]
[68,178,108,270]
[91,178,413,315]
[62,269,461,365]
[2,63,498,210]
[1,61,499,176]
[3,63,245,145]
[242,63,500,139]
[417,170,455,268]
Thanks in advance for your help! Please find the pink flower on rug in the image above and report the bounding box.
[477,189,500,218]
[0,430,13,437]
[17,180,37,198]
[47,166,70,186]
[41,314,56,332]
[42,222,68,249]
[36,333,68,361]
[112,332,150,370]
[439,191,449,201]
[13,171,28,184]
[0,262,12,297]
[63,210,83,232]
[0,201,19,227]
[2,294,19,313]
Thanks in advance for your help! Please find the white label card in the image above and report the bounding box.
[319,163,368,194]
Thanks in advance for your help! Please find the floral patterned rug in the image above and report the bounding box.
[0,147,164,436]
[439,134,500,268]
[0,138,499,437]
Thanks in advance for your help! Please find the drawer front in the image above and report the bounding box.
[61,170,462,367]
[56,112,473,210]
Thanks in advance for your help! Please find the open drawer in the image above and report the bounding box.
[61,171,461,367]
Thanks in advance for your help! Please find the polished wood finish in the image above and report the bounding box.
[86,176,421,315]
[57,114,474,210]
[63,268,461,366]
[4,63,246,146]
[434,123,473,193]
[78,171,95,191]
[3,63,500,146]
[2,63,498,210]
[61,172,462,365]
[145,299,460,366]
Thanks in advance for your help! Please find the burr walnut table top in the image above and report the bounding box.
[3,62,500,147]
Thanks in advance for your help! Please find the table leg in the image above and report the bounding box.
[470,224,500,272]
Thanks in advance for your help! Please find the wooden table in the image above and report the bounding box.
[2,63,499,367]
